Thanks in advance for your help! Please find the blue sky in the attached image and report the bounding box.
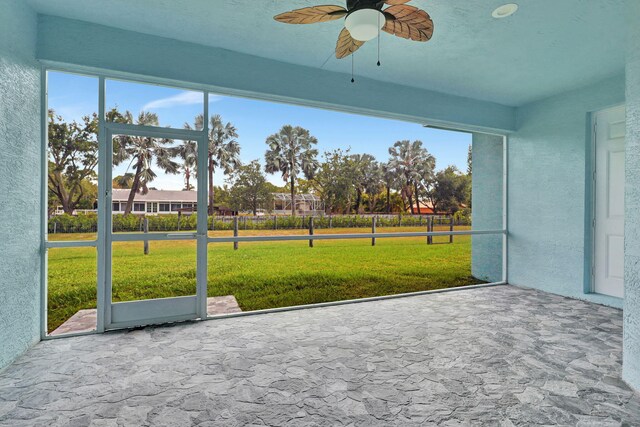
[48,71,471,191]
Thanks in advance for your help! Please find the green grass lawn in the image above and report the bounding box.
[47,226,481,332]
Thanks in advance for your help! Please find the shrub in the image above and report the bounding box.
[48,213,471,233]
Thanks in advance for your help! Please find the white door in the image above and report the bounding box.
[594,105,625,298]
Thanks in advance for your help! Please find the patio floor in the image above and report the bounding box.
[1,285,639,426]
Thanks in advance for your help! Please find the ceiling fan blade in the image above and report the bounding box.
[383,5,433,41]
[384,0,412,4]
[274,5,347,24]
[335,28,365,59]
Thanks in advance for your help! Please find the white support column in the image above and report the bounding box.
[471,133,505,283]
[196,93,209,319]
[502,135,509,284]
[39,67,48,339]
[96,77,107,332]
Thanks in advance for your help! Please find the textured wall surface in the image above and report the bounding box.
[509,76,625,308]
[623,1,640,392]
[36,15,515,133]
[471,133,503,283]
[0,1,41,370]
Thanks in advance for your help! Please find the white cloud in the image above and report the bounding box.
[142,91,222,110]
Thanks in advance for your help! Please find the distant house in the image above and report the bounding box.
[406,202,467,215]
[272,193,324,215]
[54,189,237,216]
[112,189,197,214]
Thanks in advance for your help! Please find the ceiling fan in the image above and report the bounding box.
[274,0,434,59]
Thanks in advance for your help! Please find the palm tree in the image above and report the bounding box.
[175,139,197,191]
[381,162,397,213]
[387,140,435,215]
[264,125,319,216]
[113,173,134,189]
[113,111,180,215]
[185,114,241,215]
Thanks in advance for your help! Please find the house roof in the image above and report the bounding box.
[111,189,197,203]
[272,193,321,202]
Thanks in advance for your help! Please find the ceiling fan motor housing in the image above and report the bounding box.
[346,0,385,11]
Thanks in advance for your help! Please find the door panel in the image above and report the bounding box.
[594,105,625,298]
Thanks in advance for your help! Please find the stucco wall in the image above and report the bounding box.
[471,133,503,283]
[508,75,625,308]
[0,1,41,370]
[623,0,640,392]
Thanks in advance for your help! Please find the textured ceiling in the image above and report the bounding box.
[27,0,628,106]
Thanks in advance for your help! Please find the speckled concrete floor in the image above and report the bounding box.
[0,285,639,426]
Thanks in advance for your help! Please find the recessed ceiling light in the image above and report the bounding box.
[492,3,518,19]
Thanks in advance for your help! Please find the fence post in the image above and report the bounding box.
[143,217,149,255]
[427,216,432,245]
[398,214,402,226]
[53,221,57,234]
[309,217,314,248]
[274,215,277,230]
[233,216,239,250]
[329,215,333,229]
[372,216,376,246]
[449,216,454,243]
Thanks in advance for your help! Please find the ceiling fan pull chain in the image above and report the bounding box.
[377,12,381,66]
[351,53,355,83]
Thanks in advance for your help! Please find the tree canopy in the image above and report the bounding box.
[264,125,319,216]
[47,111,99,214]
[48,109,471,218]
[228,160,273,215]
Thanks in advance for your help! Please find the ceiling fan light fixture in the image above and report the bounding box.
[344,8,385,42]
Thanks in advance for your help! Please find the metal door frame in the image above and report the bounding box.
[98,123,208,330]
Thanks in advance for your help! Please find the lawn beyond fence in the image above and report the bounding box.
[47,227,480,332]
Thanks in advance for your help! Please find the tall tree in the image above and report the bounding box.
[387,140,435,214]
[350,154,379,214]
[175,139,197,191]
[48,110,99,215]
[185,114,241,215]
[113,111,180,215]
[228,160,273,215]
[426,166,469,214]
[381,162,397,213]
[363,159,382,213]
[264,125,319,216]
[112,173,134,189]
[311,148,356,214]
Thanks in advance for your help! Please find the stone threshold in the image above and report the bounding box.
[50,295,242,336]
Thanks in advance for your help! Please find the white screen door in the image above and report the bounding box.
[594,105,625,298]
[99,124,208,330]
